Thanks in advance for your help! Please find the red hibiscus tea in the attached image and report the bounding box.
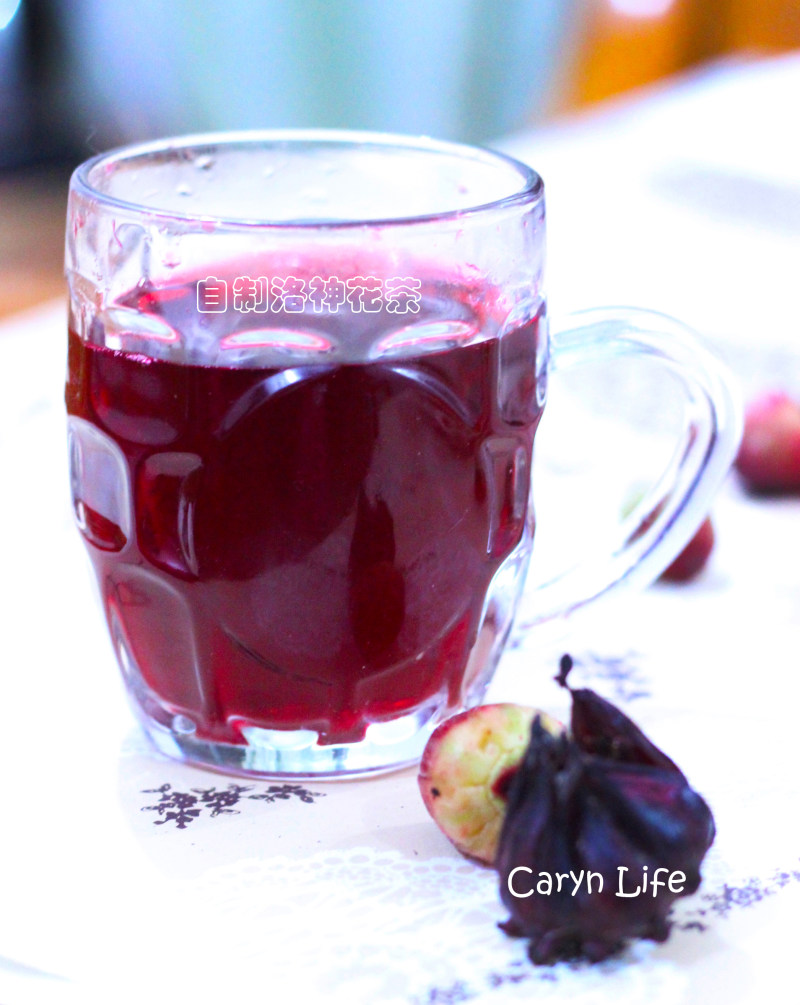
[65,130,553,776]
[67,272,544,768]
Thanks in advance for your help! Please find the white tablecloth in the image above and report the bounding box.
[2,54,799,1004]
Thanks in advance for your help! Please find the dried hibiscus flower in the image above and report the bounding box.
[495,655,715,964]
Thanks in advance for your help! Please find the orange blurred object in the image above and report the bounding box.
[0,169,69,319]
[562,0,800,111]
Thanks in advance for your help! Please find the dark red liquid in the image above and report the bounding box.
[66,280,543,745]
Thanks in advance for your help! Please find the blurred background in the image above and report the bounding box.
[1,0,799,317]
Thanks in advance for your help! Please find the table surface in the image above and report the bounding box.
[2,54,799,1004]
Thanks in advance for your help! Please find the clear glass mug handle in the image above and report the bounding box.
[517,307,743,628]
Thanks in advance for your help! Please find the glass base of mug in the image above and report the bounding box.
[136,705,452,780]
[112,543,529,779]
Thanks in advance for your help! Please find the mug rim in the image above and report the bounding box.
[70,128,544,230]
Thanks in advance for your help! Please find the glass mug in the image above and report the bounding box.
[65,130,740,778]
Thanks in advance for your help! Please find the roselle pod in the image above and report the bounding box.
[495,657,715,964]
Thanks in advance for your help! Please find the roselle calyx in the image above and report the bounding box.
[496,656,715,964]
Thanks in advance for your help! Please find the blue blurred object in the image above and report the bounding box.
[60,0,577,149]
[0,2,28,165]
[1,0,22,30]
